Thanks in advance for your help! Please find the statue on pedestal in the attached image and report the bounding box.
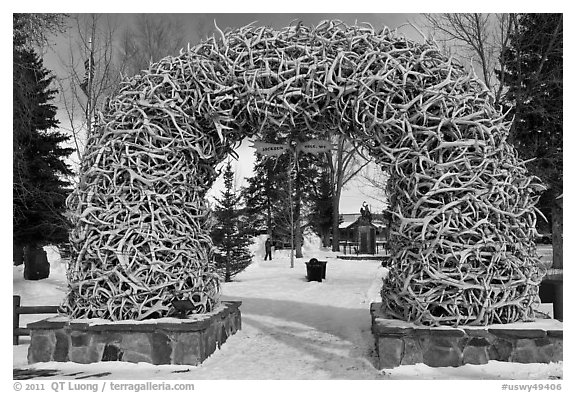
[360,201,372,223]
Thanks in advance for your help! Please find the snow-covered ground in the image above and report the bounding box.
[13,237,563,383]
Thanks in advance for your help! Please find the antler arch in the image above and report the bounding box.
[64,20,544,326]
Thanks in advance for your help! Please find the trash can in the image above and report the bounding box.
[306,258,327,282]
[318,260,327,279]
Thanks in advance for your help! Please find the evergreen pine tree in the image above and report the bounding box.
[13,16,74,270]
[500,13,563,268]
[211,161,253,282]
[241,156,289,238]
[241,129,329,255]
[308,169,333,247]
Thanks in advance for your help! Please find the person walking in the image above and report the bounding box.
[264,237,273,261]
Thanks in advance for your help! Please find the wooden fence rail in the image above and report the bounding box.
[13,295,61,345]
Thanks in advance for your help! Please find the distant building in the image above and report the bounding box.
[339,213,389,241]
[338,212,390,254]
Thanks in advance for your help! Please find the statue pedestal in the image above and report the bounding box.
[356,223,376,254]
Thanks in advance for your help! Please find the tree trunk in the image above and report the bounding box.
[549,196,562,321]
[294,160,303,258]
[13,242,24,266]
[295,215,303,258]
[551,199,563,269]
[330,135,346,253]
[266,196,272,237]
[321,229,330,248]
[266,167,273,237]
[225,250,231,282]
[331,187,342,252]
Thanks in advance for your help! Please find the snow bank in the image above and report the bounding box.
[365,266,389,303]
[12,239,562,381]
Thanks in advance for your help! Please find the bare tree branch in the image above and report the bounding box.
[119,15,187,78]
[56,14,124,166]
[423,13,514,103]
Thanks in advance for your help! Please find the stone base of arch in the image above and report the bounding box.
[370,303,562,369]
[27,301,241,366]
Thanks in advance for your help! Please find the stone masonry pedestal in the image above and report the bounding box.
[370,303,562,369]
[28,301,241,365]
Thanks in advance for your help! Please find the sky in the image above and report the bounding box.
[37,13,423,214]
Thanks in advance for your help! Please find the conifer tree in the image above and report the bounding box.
[500,13,563,268]
[14,15,74,268]
[241,156,288,238]
[308,169,333,248]
[242,128,328,257]
[211,162,253,282]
